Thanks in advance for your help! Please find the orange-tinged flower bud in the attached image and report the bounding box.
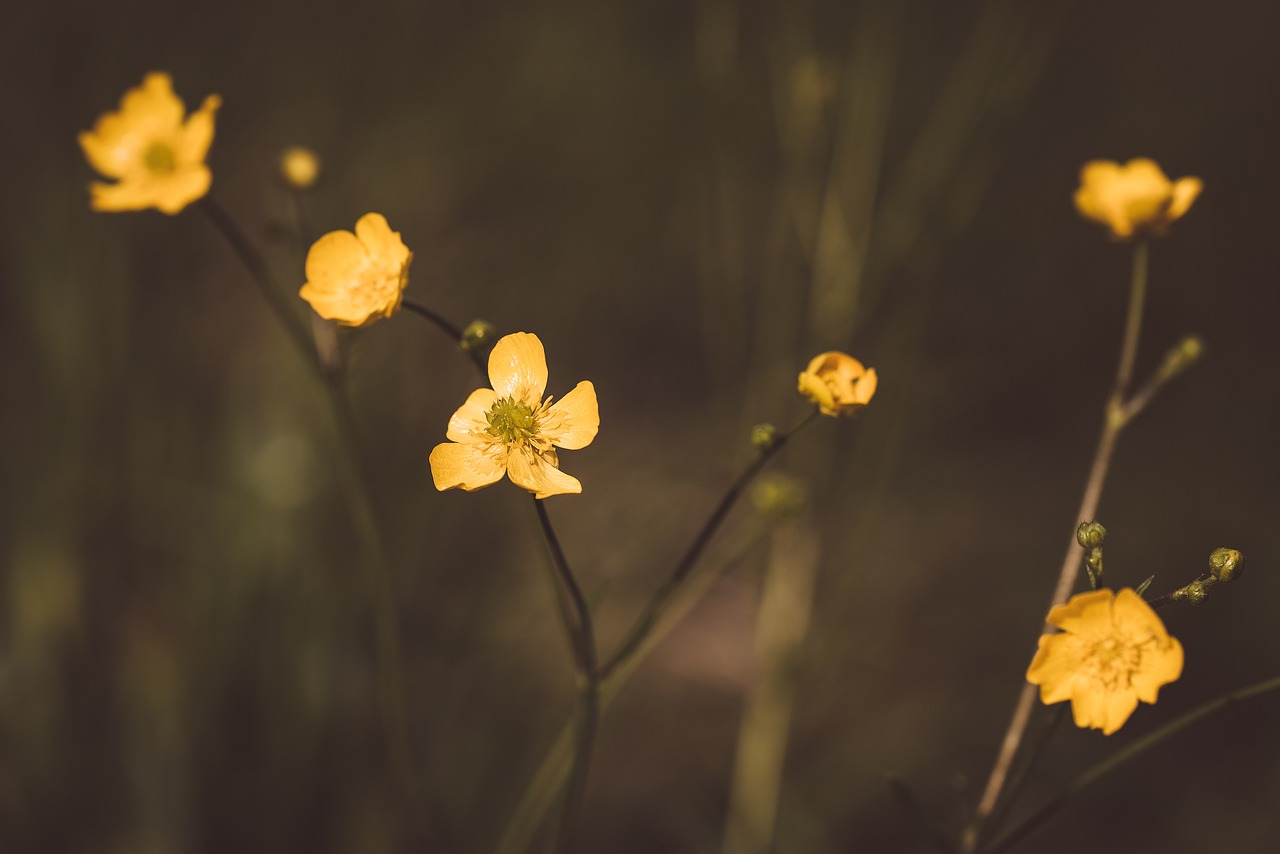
[797,351,877,416]
[1073,158,1202,239]
[279,146,321,191]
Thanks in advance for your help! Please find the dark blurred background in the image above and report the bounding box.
[3,1,1280,852]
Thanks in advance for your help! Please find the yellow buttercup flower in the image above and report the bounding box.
[299,213,412,326]
[430,332,599,499]
[797,351,877,416]
[1026,588,1183,735]
[1074,158,1202,239]
[79,72,221,214]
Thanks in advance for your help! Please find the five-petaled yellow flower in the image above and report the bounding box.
[430,332,599,499]
[1026,588,1183,735]
[1074,158,1202,240]
[797,351,877,416]
[299,213,412,326]
[79,72,221,214]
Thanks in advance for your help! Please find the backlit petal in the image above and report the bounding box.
[174,95,221,166]
[355,213,411,272]
[542,381,599,450]
[507,447,582,499]
[489,332,548,404]
[1026,633,1086,704]
[1044,588,1112,635]
[1131,636,1184,703]
[446,388,499,443]
[430,441,507,492]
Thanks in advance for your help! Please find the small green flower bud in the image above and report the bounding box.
[751,423,779,451]
[461,319,497,352]
[1077,521,1107,550]
[1208,547,1244,583]
[1174,580,1210,605]
[1158,335,1205,380]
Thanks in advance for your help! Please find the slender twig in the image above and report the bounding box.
[533,499,600,853]
[401,298,489,377]
[961,240,1149,852]
[598,409,820,682]
[984,673,1280,854]
[199,196,318,368]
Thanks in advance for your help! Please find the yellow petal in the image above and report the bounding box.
[1068,679,1112,732]
[429,441,507,492]
[853,368,878,405]
[446,388,499,443]
[354,213,411,271]
[124,72,185,129]
[506,447,582,499]
[1026,633,1086,705]
[88,166,211,215]
[1100,689,1140,735]
[174,94,221,166]
[542,381,599,450]
[304,229,369,293]
[1111,588,1169,640]
[1130,635,1184,704]
[1167,177,1203,221]
[1044,588,1113,635]
[488,332,548,405]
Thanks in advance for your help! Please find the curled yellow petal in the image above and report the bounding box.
[429,442,507,492]
[798,351,877,416]
[488,332,549,405]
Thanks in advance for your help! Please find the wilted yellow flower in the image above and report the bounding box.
[797,351,877,416]
[299,213,412,326]
[78,72,221,214]
[430,332,598,499]
[279,145,321,191]
[1074,158,1202,239]
[1026,588,1183,735]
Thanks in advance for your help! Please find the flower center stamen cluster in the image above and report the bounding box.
[486,396,538,444]
[144,141,176,174]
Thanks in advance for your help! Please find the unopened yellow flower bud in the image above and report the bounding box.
[798,351,877,417]
[1208,548,1244,583]
[279,146,321,191]
[1077,521,1107,550]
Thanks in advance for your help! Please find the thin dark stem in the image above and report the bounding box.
[199,196,318,369]
[534,499,599,854]
[984,673,1280,854]
[598,409,820,682]
[402,298,487,377]
[983,705,1067,837]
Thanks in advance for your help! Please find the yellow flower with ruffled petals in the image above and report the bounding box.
[1026,588,1183,735]
[1074,158,1202,239]
[431,333,599,499]
[798,351,877,416]
[79,72,221,214]
[299,213,412,326]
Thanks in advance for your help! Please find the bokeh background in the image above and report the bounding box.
[4,1,1280,852]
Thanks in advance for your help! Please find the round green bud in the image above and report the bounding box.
[461,319,497,352]
[751,423,779,451]
[1175,580,1210,605]
[1208,548,1244,583]
[1077,521,1107,550]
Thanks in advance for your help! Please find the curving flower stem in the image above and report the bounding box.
[401,298,488,377]
[983,672,1280,854]
[598,409,820,683]
[961,240,1152,853]
[198,197,443,846]
[532,498,600,854]
[198,197,319,371]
